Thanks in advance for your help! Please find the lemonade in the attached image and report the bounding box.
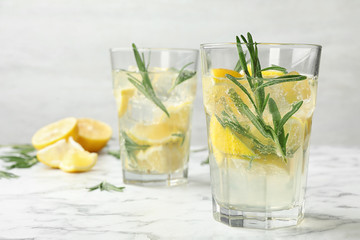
[111,46,198,185]
[200,34,321,228]
[204,73,317,211]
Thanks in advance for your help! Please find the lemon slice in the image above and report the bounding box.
[32,117,78,150]
[211,68,243,83]
[203,68,252,116]
[262,70,285,78]
[158,101,192,132]
[134,143,185,173]
[247,64,285,78]
[75,118,112,152]
[129,101,191,145]
[209,115,254,166]
[37,137,97,173]
[114,87,135,117]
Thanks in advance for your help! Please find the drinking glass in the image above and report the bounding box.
[200,41,321,228]
[110,47,198,186]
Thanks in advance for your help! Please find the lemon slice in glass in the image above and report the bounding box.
[114,87,135,117]
[209,115,254,166]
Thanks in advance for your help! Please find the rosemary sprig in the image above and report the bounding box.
[88,181,125,192]
[107,150,120,159]
[261,65,288,73]
[0,144,38,169]
[221,33,306,162]
[216,109,275,153]
[0,170,19,179]
[255,75,307,91]
[170,62,196,91]
[121,131,150,162]
[201,157,209,165]
[171,132,186,146]
[0,155,38,169]
[127,43,170,117]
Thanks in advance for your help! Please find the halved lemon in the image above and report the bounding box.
[75,118,112,152]
[114,87,135,117]
[37,137,97,173]
[32,117,78,150]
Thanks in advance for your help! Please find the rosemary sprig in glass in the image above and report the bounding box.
[219,33,308,162]
[121,131,149,162]
[127,43,170,117]
[170,62,196,91]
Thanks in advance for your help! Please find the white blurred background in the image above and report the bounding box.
[0,0,359,148]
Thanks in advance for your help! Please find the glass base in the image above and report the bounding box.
[212,197,304,229]
[123,168,188,186]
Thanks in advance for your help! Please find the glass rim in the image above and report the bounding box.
[200,42,322,49]
[110,47,199,53]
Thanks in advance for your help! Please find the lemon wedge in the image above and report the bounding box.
[32,117,78,150]
[209,115,254,166]
[211,68,243,83]
[75,118,112,152]
[247,64,285,78]
[114,87,135,117]
[37,137,97,172]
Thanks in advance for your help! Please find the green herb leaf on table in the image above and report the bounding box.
[0,170,19,179]
[201,157,209,165]
[2,155,38,169]
[128,43,170,117]
[0,144,36,154]
[0,144,38,169]
[88,181,125,192]
[170,62,196,91]
[107,150,120,159]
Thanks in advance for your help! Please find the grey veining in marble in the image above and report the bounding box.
[0,146,359,239]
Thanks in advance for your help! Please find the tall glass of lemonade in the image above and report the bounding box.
[110,46,198,186]
[200,34,321,229]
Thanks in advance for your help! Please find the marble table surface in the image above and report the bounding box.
[0,146,359,240]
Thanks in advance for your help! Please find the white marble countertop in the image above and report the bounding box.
[0,146,359,240]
